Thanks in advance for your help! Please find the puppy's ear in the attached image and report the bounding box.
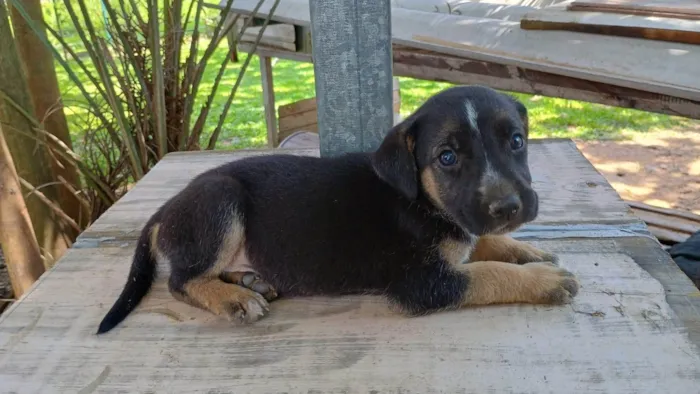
[371,119,419,200]
[505,95,529,131]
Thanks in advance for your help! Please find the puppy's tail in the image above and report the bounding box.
[96,217,160,335]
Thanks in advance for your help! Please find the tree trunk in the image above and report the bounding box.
[0,123,45,298]
[0,0,70,268]
[9,0,88,232]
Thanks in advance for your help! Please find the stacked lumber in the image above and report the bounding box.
[240,23,296,51]
[521,0,700,45]
[277,77,402,143]
[228,0,700,105]
[628,201,700,244]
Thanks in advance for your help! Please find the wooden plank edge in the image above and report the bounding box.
[406,32,700,103]
[646,226,689,244]
[391,48,700,119]
[229,1,700,103]
[631,209,699,235]
[627,200,700,222]
[520,18,700,45]
[568,2,700,21]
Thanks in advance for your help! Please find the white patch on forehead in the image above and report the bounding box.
[478,161,499,195]
[464,100,479,132]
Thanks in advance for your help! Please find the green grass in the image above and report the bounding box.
[44,3,695,151]
[194,55,695,149]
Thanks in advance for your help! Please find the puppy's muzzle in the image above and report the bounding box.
[488,194,522,221]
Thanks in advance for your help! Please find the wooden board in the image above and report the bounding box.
[240,23,296,51]
[2,143,700,392]
[521,9,700,45]
[236,37,700,120]
[628,200,700,243]
[227,0,700,103]
[277,77,402,143]
[569,0,700,19]
[390,0,537,20]
[74,140,639,244]
[277,130,320,149]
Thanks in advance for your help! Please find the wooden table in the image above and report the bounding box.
[1,140,700,393]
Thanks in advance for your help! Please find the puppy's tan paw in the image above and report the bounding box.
[523,262,579,304]
[220,287,270,324]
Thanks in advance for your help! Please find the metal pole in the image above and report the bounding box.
[309,0,393,157]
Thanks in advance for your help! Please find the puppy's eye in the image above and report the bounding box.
[510,133,525,150]
[438,150,457,166]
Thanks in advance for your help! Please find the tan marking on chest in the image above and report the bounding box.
[438,237,476,266]
[223,244,257,274]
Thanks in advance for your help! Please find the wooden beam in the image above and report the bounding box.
[392,47,700,119]
[235,42,700,119]
[259,55,277,147]
[568,0,700,20]
[229,0,700,104]
[521,9,700,45]
[308,0,394,156]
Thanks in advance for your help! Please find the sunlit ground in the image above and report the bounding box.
[577,128,700,214]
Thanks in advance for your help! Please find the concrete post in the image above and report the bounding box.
[309,0,393,157]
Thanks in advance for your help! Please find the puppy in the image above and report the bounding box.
[97,85,579,334]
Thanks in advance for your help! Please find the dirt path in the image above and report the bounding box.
[575,128,700,215]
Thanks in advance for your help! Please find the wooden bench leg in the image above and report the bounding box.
[224,12,239,62]
[260,55,278,148]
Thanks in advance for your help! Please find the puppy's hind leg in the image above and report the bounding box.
[157,174,269,324]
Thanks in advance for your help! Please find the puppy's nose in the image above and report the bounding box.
[489,195,521,220]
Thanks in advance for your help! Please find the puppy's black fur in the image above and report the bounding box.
[97,85,579,334]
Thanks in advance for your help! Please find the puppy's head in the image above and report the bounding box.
[371,85,538,236]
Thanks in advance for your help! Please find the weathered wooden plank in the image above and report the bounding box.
[259,56,278,147]
[277,78,402,142]
[628,200,700,222]
[240,24,296,51]
[278,130,320,149]
[392,47,700,119]
[235,41,700,119]
[390,0,537,20]
[241,23,296,43]
[228,0,700,103]
[74,141,636,246]
[1,235,699,393]
[569,0,700,20]
[521,9,700,45]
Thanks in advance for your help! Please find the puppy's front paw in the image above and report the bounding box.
[514,243,559,265]
[469,235,558,265]
[523,262,579,304]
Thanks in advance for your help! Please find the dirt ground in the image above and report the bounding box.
[574,127,700,216]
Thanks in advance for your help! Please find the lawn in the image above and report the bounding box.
[58,50,697,151]
[44,3,696,151]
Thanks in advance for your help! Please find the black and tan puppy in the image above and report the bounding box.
[97,85,579,334]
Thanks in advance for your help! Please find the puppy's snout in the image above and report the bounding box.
[488,194,522,220]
